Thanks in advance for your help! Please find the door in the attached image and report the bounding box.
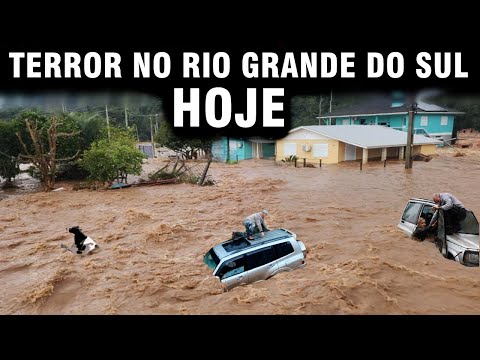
[399,201,423,236]
[216,256,248,290]
[345,144,356,161]
[245,247,278,284]
[262,143,275,159]
[273,241,296,270]
[436,210,448,257]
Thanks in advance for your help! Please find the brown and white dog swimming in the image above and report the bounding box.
[61,226,98,255]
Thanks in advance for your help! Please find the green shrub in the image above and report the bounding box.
[281,155,297,163]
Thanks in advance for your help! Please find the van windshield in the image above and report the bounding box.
[203,249,220,269]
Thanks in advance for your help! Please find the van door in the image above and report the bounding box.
[245,246,278,284]
[215,255,248,290]
[273,241,297,270]
[399,201,423,236]
[436,209,448,257]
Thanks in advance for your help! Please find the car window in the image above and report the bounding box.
[203,248,220,270]
[274,241,294,259]
[216,256,245,280]
[421,205,435,226]
[402,202,422,224]
[458,210,479,235]
[245,247,276,271]
[222,238,250,252]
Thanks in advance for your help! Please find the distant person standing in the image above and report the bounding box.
[431,192,467,234]
[243,210,270,240]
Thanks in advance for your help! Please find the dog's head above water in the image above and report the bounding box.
[67,226,88,247]
[68,226,82,234]
[64,226,97,255]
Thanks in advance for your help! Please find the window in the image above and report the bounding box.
[284,143,297,156]
[403,117,407,126]
[420,116,428,126]
[342,119,350,125]
[420,205,435,227]
[203,249,220,270]
[222,238,250,252]
[402,202,422,224]
[441,116,448,126]
[245,247,276,270]
[458,210,479,235]
[313,143,329,157]
[274,242,294,259]
[216,256,245,280]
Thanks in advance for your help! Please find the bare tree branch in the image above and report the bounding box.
[15,116,81,191]
[15,132,31,156]
[57,150,80,162]
[57,131,82,137]
[17,154,36,161]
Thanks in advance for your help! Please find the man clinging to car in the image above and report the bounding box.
[431,192,467,234]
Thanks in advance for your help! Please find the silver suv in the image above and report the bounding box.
[203,228,307,291]
[398,198,479,267]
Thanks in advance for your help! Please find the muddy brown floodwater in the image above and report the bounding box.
[0,148,479,314]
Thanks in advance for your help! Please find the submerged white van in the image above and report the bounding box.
[398,198,479,267]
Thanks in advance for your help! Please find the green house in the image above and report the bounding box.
[211,137,276,162]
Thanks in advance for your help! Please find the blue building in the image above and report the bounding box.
[316,93,463,142]
[211,137,276,162]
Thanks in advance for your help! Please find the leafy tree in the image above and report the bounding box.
[154,121,213,159]
[290,95,327,128]
[0,120,21,186]
[79,126,146,185]
[14,110,82,191]
[0,107,26,121]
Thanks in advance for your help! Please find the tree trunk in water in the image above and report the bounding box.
[46,174,55,191]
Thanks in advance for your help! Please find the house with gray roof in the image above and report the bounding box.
[316,93,463,142]
[276,125,441,164]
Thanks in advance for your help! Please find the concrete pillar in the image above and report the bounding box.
[399,146,405,160]
[381,147,387,161]
[362,148,368,164]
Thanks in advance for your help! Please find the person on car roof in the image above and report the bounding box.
[243,209,270,240]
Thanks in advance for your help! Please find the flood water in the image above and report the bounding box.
[1,148,479,314]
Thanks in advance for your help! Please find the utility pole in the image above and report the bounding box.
[329,89,333,112]
[105,105,111,140]
[155,113,159,134]
[133,124,140,143]
[124,106,128,128]
[329,89,333,124]
[150,116,155,158]
[405,104,416,169]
